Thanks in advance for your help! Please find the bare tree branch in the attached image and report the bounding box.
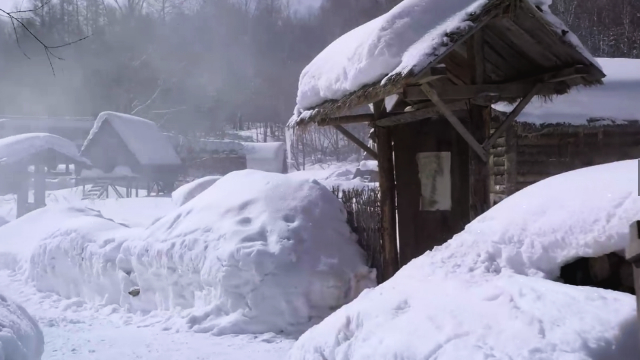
[0,3,90,75]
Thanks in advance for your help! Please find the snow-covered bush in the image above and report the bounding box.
[0,294,44,360]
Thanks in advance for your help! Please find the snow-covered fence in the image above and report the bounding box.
[332,186,383,283]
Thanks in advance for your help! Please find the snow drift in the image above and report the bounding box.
[0,294,44,360]
[0,171,375,336]
[123,170,375,335]
[171,176,222,207]
[288,160,640,360]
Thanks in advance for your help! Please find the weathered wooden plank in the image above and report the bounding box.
[333,125,378,161]
[319,114,375,127]
[318,114,375,126]
[490,147,506,157]
[404,82,555,101]
[375,101,468,127]
[373,100,399,281]
[422,84,488,162]
[494,18,559,67]
[517,174,551,183]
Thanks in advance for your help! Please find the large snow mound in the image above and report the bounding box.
[288,160,640,360]
[0,294,44,360]
[293,0,595,115]
[124,170,376,335]
[82,112,182,166]
[171,176,222,207]
[0,171,374,336]
[495,58,640,125]
[0,133,89,166]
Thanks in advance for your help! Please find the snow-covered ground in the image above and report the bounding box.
[1,161,639,360]
[289,159,640,360]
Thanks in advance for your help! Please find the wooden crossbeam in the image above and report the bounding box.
[482,83,543,150]
[404,82,556,101]
[318,114,375,127]
[375,101,468,127]
[333,125,378,160]
[421,84,488,162]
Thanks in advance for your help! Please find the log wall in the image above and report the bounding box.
[489,120,640,205]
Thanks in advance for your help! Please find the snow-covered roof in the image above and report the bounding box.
[289,0,601,128]
[82,112,182,166]
[0,133,90,166]
[494,58,640,125]
[241,142,286,173]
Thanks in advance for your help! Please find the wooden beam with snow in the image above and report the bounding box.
[318,114,375,127]
[482,83,543,150]
[421,84,488,162]
[333,125,378,160]
[375,101,468,127]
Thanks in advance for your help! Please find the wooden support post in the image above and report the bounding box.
[626,220,640,333]
[373,101,400,282]
[33,164,46,209]
[15,168,29,218]
[483,83,543,150]
[333,125,379,160]
[468,31,490,220]
[421,84,488,162]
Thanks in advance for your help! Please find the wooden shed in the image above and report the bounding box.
[0,133,90,217]
[489,57,640,205]
[288,0,604,281]
[79,112,183,193]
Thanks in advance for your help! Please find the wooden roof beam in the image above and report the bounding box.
[421,83,488,162]
[318,114,375,127]
[375,101,468,127]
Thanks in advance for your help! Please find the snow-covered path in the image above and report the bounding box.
[0,271,293,360]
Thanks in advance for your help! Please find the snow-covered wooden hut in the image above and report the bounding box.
[165,135,247,178]
[287,0,603,280]
[489,58,640,205]
[0,116,94,150]
[79,112,183,193]
[0,133,90,217]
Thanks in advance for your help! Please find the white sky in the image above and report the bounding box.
[0,0,322,12]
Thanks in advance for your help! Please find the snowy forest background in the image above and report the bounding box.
[0,0,639,168]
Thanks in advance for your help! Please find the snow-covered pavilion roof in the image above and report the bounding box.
[82,112,182,166]
[494,58,640,125]
[0,133,90,166]
[288,0,602,128]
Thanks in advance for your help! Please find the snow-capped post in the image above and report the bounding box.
[626,221,640,328]
[373,100,400,281]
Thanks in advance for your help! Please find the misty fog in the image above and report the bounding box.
[0,0,403,139]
